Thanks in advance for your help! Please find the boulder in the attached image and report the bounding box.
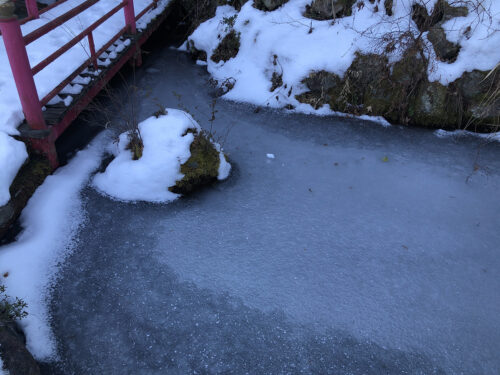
[211,30,241,63]
[384,0,393,16]
[427,27,460,62]
[253,0,288,11]
[0,155,51,240]
[453,69,500,131]
[296,71,343,109]
[170,132,226,195]
[409,81,458,127]
[304,0,355,20]
[411,0,467,62]
[187,40,207,62]
[0,322,40,375]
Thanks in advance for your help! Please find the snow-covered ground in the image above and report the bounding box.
[0,134,107,359]
[0,0,171,206]
[93,108,230,202]
[184,0,500,116]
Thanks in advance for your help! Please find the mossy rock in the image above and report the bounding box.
[347,52,390,106]
[0,322,40,375]
[296,70,343,109]
[211,30,241,63]
[253,0,288,11]
[408,81,459,128]
[304,0,355,20]
[453,69,500,131]
[427,26,460,62]
[170,133,225,195]
[0,154,51,239]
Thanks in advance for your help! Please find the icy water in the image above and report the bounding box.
[43,48,500,374]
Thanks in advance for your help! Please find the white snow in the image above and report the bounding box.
[0,134,107,360]
[434,128,500,142]
[187,0,499,118]
[0,356,7,375]
[92,109,231,202]
[0,133,28,206]
[0,0,172,206]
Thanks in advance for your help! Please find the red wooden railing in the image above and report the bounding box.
[0,0,160,168]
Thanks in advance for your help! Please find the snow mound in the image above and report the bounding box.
[0,133,28,206]
[92,109,231,202]
[0,134,106,360]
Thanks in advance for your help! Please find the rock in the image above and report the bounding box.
[270,72,283,92]
[187,40,207,62]
[412,0,468,32]
[409,81,458,128]
[304,0,355,20]
[211,30,241,63]
[296,71,343,109]
[411,1,466,62]
[0,322,40,375]
[347,52,390,104]
[170,132,226,195]
[0,155,51,240]
[384,0,393,16]
[303,70,343,93]
[218,0,248,10]
[253,0,288,11]
[453,69,500,131]
[427,26,460,62]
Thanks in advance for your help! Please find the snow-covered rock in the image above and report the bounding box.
[92,109,231,203]
[0,133,28,207]
[185,0,500,129]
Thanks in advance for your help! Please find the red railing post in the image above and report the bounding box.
[0,2,58,168]
[123,0,142,66]
[25,0,39,19]
[87,32,98,69]
[123,0,136,34]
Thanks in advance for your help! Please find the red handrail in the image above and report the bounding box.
[40,26,127,106]
[24,0,98,45]
[31,2,125,75]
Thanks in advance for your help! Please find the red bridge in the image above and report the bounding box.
[0,0,170,168]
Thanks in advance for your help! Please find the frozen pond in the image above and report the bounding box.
[43,47,500,374]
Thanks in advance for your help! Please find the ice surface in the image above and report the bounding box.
[40,49,500,374]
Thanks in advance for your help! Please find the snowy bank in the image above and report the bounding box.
[92,109,231,203]
[0,134,106,360]
[184,0,500,130]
